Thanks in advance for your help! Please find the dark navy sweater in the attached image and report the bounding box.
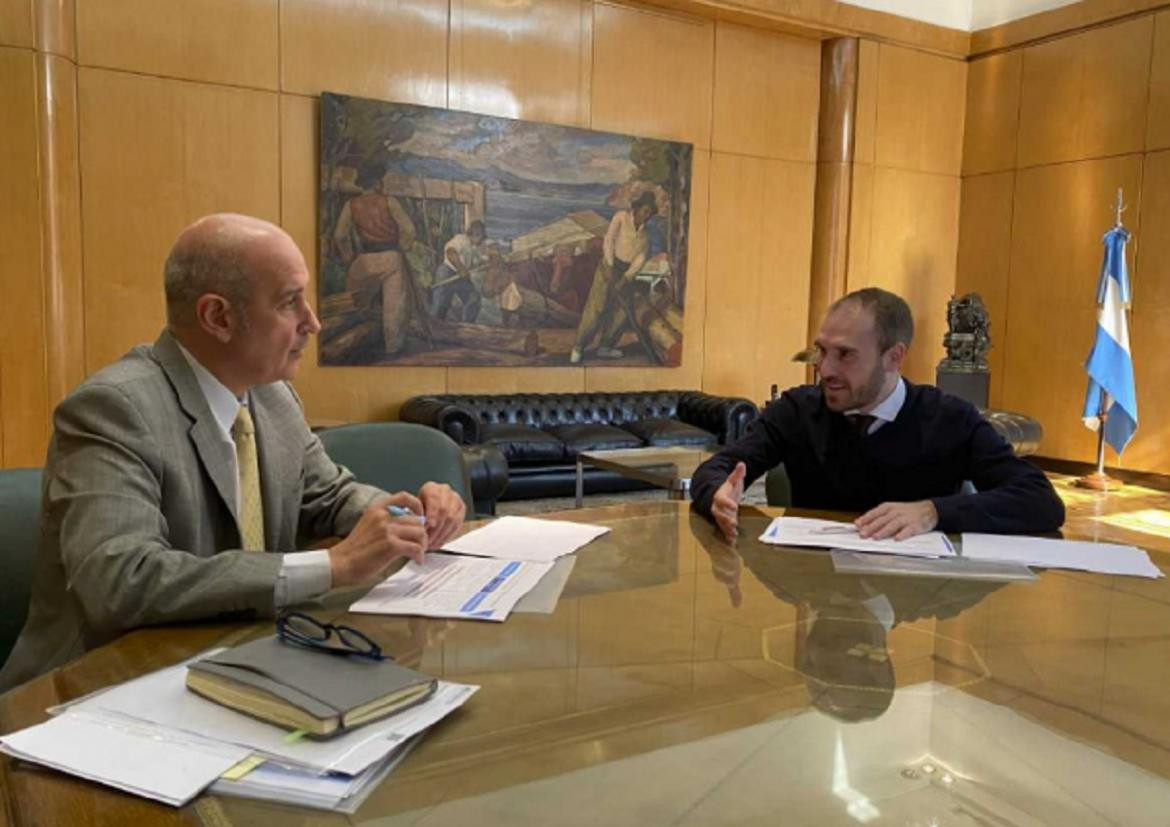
[691,381,1065,534]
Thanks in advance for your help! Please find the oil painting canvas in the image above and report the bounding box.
[318,93,693,367]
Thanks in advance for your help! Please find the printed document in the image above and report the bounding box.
[443,515,610,562]
[350,552,553,621]
[759,516,954,558]
[64,657,477,776]
[0,710,249,806]
[961,533,1164,579]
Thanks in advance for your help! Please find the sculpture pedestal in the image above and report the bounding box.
[936,370,989,409]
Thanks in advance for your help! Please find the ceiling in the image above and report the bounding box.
[842,0,1080,31]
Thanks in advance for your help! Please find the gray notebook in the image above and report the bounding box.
[186,635,436,736]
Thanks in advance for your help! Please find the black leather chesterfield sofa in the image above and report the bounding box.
[400,391,759,500]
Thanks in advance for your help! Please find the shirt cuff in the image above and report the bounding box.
[274,550,333,609]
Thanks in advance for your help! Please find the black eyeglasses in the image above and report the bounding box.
[276,612,389,661]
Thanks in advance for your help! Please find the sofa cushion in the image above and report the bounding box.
[623,419,715,448]
[545,423,644,456]
[481,423,565,463]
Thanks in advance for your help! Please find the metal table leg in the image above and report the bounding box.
[575,457,584,508]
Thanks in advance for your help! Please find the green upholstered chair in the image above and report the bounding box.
[0,468,42,670]
[765,464,792,508]
[318,423,475,515]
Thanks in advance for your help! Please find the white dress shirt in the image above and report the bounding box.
[847,376,906,436]
[177,344,332,607]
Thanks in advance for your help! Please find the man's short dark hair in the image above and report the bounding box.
[830,287,914,352]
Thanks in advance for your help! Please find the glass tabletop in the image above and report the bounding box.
[4,501,1170,826]
[577,445,717,492]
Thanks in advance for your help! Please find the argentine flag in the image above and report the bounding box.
[1082,226,1138,455]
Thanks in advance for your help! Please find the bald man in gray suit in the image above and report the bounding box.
[0,214,465,691]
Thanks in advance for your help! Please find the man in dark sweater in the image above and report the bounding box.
[691,288,1064,541]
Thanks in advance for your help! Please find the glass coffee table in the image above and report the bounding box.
[575,445,717,507]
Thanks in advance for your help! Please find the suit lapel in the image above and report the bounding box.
[151,331,240,524]
[250,384,304,550]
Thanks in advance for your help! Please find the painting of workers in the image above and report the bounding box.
[318,93,693,367]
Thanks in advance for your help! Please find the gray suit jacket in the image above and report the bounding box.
[0,331,382,691]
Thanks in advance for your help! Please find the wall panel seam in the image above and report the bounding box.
[75,63,278,96]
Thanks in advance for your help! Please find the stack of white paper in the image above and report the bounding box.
[0,710,249,806]
[961,533,1164,579]
[350,552,553,622]
[0,653,478,811]
[209,734,421,813]
[443,515,610,562]
[759,516,955,558]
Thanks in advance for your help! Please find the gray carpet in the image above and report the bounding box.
[497,477,768,516]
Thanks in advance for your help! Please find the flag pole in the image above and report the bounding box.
[1076,189,1126,492]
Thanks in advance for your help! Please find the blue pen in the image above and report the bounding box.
[387,504,427,526]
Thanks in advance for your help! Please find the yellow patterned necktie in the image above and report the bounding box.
[231,404,265,551]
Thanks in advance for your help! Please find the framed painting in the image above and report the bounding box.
[318,93,693,367]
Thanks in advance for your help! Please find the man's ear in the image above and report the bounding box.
[885,342,907,371]
[194,293,235,343]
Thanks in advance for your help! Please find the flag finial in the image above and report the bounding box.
[1114,188,1126,228]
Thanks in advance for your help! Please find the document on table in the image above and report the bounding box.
[350,552,553,621]
[759,516,955,558]
[210,734,421,814]
[961,533,1164,579]
[64,656,478,776]
[442,515,610,562]
[0,709,250,807]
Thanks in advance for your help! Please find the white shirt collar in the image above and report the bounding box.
[867,376,906,425]
[176,341,244,441]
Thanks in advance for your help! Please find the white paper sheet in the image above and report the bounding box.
[0,710,250,807]
[442,516,610,562]
[759,516,955,558]
[350,552,553,621]
[67,658,478,776]
[961,533,1164,579]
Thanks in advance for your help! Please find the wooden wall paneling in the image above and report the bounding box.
[970,0,1160,56]
[280,0,447,103]
[702,153,814,401]
[710,22,820,162]
[845,160,873,291]
[852,39,878,166]
[962,51,1023,176]
[873,44,966,176]
[864,167,961,384]
[37,52,84,409]
[591,2,715,149]
[1001,155,1144,463]
[449,0,591,126]
[445,0,592,396]
[279,93,446,422]
[1119,150,1170,474]
[77,0,278,89]
[0,0,32,48]
[78,69,281,374]
[0,47,51,466]
[1146,11,1170,151]
[584,150,710,392]
[33,0,75,60]
[955,171,1016,408]
[1017,17,1154,169]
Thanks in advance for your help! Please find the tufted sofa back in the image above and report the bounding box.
[400,390,759,447]
[444,392,683,429]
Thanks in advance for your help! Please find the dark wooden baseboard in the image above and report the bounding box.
[1032,456,1170,493]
